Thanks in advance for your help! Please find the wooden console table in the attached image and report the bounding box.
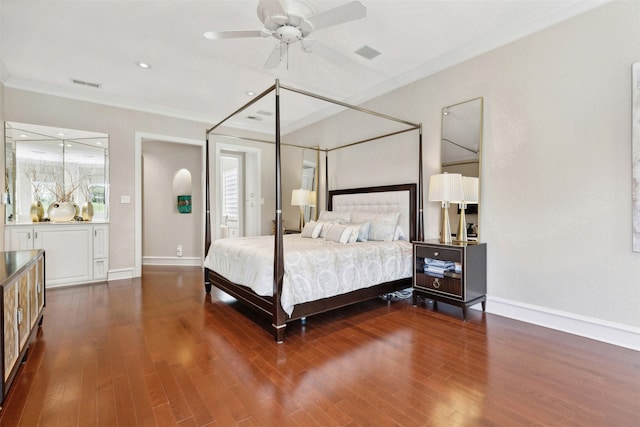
[0,250,45,406]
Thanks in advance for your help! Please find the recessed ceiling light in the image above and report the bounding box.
[57,133,65,137]
[137,62,151,69]
[246,91,255,96]
[19,134,28,138]
[96,141,102,145]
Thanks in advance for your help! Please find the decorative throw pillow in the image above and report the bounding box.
[301,221,318,238]
[326,224,348,243]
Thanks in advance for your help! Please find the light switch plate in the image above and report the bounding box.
[121,195,131,204]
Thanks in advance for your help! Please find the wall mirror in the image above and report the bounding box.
[301,147,319,224]
[441,97,483,241]
[4,122,109,223]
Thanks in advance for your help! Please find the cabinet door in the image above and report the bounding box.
[37,226,92,286]
[28,264,38,329]
[17,275,30,349]
[8,228,34,251]
[4,284,19,381]
[93,225,109,260]
[36,254,45,311]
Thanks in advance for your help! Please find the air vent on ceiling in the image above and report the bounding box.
[256,110,273,116]
[247,115,263,121]
[71,78,102,89]
[355,45,381,60]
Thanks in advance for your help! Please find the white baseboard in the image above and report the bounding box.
[142,256,202,267]
[107,268,136,281]
[484,295,640,351]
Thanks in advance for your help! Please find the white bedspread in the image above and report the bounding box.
[203,234,413,316]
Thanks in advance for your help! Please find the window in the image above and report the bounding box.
[222,168,238,220]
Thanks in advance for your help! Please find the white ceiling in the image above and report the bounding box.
[0,0,608,134]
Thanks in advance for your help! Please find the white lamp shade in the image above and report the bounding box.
[428,173,463,202]
[451,176,479,204]
[463,176,479,204]
[308,190,317,206]
[291,189,310,206]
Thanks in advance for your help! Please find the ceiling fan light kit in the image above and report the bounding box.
[204,0,366,69]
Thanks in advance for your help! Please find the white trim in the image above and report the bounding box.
[107,268,135,281]
[214,143,261,239]
[142,256,202,267]
[485,295,640,351]
[135,132,205,278]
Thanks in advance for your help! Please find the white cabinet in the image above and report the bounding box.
[5,223,109,287]
[92,224,109,280]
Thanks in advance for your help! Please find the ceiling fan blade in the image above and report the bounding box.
[258,0,288,26]
[302,39,353,65]
[301,1,366,33]
[260,0,287,17]
[203,30,266,40]
[263,44,283,69]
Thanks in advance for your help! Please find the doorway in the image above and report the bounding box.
[214,143,261,240]
[134,132,205,277]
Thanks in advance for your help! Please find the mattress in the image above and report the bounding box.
[204,234,413,316]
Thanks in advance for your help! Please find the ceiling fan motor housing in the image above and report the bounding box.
[275,25,303,43]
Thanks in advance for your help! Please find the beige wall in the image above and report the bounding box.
[1,1,637,342]
[142,139,202,261]
[289,2,640,333]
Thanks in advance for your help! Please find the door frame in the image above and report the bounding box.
[214,143,261,240]
[134,132,205,277]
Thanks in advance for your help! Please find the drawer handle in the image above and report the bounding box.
[433,278,440,289]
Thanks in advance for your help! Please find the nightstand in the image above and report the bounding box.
[413,240,486,319]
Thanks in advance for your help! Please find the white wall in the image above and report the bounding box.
[288,1,640,346]
[142,139,201,263]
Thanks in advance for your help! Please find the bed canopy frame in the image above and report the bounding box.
[204,79,424,341]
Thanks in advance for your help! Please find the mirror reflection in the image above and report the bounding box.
[441,97,483,241]
[301,147,319,224]
[5,122,109,223]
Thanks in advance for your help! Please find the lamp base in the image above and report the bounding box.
[455,207,467,243]
[440,205,452,244]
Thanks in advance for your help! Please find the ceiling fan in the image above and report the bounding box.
[203,0,367,69]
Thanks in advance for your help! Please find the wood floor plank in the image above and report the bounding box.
[0,265,638,426]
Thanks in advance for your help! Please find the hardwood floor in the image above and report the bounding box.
[1,265,638,426]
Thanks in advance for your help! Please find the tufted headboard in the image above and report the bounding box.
[328,183,417,242]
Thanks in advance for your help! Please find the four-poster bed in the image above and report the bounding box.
[204,80,424,342]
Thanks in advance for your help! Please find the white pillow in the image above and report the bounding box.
[318,210,351,224]
[393,225,406,241]
[368,212,401,241]
[343,221,371,242]
[316,221,332,238]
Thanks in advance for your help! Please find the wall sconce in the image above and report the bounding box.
[428,172,463,244]
[291,188,310,231]
[452,176,479,242]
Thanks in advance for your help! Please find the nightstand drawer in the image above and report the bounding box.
[415,246,461,263]
[415,274,462,297]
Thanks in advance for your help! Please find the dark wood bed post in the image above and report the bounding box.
[204,135,212,293]
[325,150,329,210]
[418,125,424,241]
[272,80,287,342]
